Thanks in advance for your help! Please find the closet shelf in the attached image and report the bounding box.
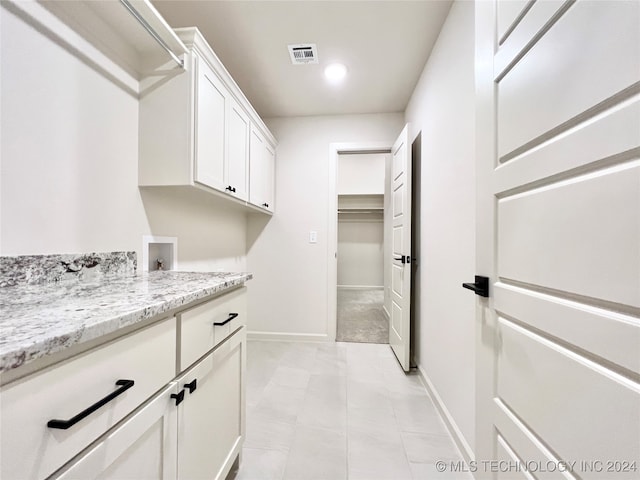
[338,194,384,211]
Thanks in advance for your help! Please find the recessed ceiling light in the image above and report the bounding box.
[324,63,347,83]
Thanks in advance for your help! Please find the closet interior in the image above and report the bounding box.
[336,153,388,344]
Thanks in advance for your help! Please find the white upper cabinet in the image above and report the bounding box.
[139,27,276,213]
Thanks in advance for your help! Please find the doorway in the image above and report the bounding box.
[336,152,388,343]
[326,142,392,345]
[327,126,414,371]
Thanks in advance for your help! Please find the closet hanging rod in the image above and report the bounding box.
[338,210,383,214]
[119,0,185,69]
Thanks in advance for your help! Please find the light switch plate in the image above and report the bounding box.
[309,231,318,243]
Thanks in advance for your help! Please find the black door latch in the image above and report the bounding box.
[462,275,489,297]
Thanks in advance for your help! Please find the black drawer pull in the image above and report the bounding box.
[184,379,197,394]
[262,202,269,208]
[47,379,134,430]
[226,185,236,193]
[171,389,185,406]
[214,312,238,326]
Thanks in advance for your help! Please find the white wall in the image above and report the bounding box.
[0,5,246,271]
[404,0,476,458]
[337,217,383,287]
[247,113,403,338]
[337,153,386,195]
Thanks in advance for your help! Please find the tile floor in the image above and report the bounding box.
[228,340,472,480]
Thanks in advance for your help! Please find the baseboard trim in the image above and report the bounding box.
[247,331,330,343]
[416,365,475,463]
[337,285,384,290]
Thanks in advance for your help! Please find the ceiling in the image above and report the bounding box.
[152,1,453,118]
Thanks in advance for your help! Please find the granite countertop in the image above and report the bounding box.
[0,270,252,374]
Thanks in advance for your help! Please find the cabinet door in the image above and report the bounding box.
[195,55,227,191]
[53,384,179,480]
[177,328,245,480]
[249,126,275,212]
[226,98,250,201]
[263,142,275,212]
[249,126,265,208]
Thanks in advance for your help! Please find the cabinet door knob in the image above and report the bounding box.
[184,379,197,394]
[47,379,135,429]
[171,389,185,406]
[214,312,238,326]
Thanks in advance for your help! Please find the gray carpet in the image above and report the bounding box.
[336,288,388,344]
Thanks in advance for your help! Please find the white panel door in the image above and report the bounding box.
[389,124,412,371]
[195,56,226,191]
[475,1,640,478]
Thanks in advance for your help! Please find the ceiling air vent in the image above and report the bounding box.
[288,44,319,65]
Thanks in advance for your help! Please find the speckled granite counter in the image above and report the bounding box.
[0,270,252,374]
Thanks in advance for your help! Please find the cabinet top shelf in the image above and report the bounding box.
[8,0,188,89]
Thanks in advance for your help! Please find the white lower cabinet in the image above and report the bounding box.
[0,319,176,480]
[50,326,246,480]
[1,290,247,480]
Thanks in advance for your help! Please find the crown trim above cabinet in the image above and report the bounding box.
[139,27,276,214]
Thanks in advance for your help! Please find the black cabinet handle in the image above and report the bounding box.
[462,275,490,297]
[184,379,197,394]
[214,312,238,326]
[171,389,185,406]
[262,203,269,208]
[226,186,236,193]
[47,379,134,430]
[394,255,409,264]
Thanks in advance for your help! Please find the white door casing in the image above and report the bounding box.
[475,1,640,479]
[327,142,394,342]
[389,124,412,372]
